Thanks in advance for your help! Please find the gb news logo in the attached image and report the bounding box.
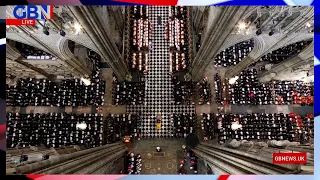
[272,152,307,164]
[6,5,53,26]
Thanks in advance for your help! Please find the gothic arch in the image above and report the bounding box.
[248,35,265,59]
[297,39,314,60]
[57,38,74,60]
[66,35,102,57]
[58,37,102,59]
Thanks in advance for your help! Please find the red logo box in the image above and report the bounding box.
[273,152,307,164]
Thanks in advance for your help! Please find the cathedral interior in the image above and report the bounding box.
[5,6,314,175]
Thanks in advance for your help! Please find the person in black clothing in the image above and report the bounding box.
[157,16,162,25]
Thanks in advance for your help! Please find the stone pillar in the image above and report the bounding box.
[110,6,124,37]
[68,6,129,81]
[7,146,58,169]
[208,163,228,175]
[70,149,126,174]
[193,148,247,174]
[11,143,126,174]
[101,68,114,106]
[73,44,93,71]
[59,38,92,77]
[101,68,113,118]
[54,146,79,154]
[199,142,301,172]
[190,7,252,81]
[194,143,303,174]
[100,68,126,117]
[192,7,207,33]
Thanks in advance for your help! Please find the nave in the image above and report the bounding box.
[5,6,314,175]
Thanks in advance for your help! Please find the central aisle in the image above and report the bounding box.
[127,7,195,138]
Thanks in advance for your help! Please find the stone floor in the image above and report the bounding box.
[132,139,185,174]
[132,138,208,174]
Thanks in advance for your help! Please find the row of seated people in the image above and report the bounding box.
[214,73,223,104]
[131,18,151,51]
[6,78,105,106]
[7,79,54,106]
[130,52,148,73]
[87,50,102,79]
[258,40,312,64]
[178,148,198,174]
[214,39,254,67]
[171,114,196,138]
[105,114,141,144]
[6,113,104,148]
[172,76,195,104]
[186,150,198,174]
[167,18,186,50]
[201,113,216,140]
[169,52,187,73]
[59,79,105,106]
[169,6,187,19]
[201,113,314,144]
[225,69,314,105]
[166,21,190,54]
[228,69,273,105]
[15,42,56,60]
[130,6,149,19]
[112,81,145,105]
[167,6,190,73]
[198,77,211,105]
[126,152,142,174]
[128,7,151,73]
[274,81,314,105]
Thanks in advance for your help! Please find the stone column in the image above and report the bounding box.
[193,148,247,174]
[70,148,126,174]
[190,7,251,81]
[207,163,228,175]
[68,6,129,81]
[192,7,207,33]
[199,142,301,172]
[54,146,79,154]
[100,68,126,117]
[110,6,124,37]
[11,143,126,174]
[58,38,92,77]
[7,146,57,169]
